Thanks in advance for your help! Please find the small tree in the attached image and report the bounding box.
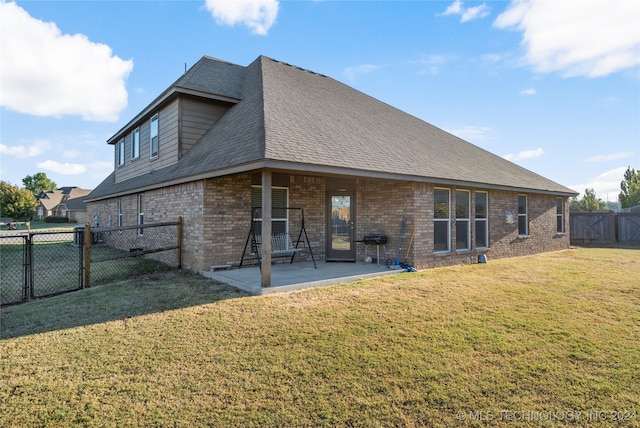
[22,172,57,197]
[579,188,603,211]
[619,166,640,209]
[569,196,581,211]
[0,181,38,220]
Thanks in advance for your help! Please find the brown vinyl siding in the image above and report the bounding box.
[155,100,179,168]
[114,97,232,184]
[180,97,231,157]
[115,100,179,183]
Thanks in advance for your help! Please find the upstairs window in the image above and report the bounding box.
[434,188,450,253]
[455,190,470,251]
[556,198,564,233]
[131,128,140,160]
[150,114,159,159]
[117,139,125,166]
[518,195,528,236]
[475,192,489,248]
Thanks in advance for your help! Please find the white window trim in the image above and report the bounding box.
[117,139,125,167]
[137,194,144,236]
[475,191,489,249]
[150,114,159,160]
[518,194,528,236]
[556,197,565,234]
[117,198,123,227]
[131,128,140,160]
[434,188,451,253]
[251,185,290,238]
[455,189,471,252]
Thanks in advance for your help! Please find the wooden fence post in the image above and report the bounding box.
[84,222,91,288]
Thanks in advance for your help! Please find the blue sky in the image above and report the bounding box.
[1,0,638,202]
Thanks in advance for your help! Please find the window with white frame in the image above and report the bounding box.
[251,186,289,236]
[518,195,528,236]
[131,128,140,160]
[150,114,159,159]
[137,194,144,235]
[556,198,564,233]
[455,190,470,251]
[475,191,489,248]
[117,139,125,166]
[434,188,450,253]
[117,198,123,227]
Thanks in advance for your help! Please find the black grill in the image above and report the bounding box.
[362,234,387,245]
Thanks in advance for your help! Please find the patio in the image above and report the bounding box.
[202,261,406,295]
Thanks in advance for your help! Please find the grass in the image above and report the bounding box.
[1,247,639,427]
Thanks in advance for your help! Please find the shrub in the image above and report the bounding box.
[44,216,76,223]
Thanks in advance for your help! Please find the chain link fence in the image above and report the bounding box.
[0,219,181,307]
[85,221,181,286]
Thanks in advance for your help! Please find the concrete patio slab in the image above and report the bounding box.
[202,261,406,295]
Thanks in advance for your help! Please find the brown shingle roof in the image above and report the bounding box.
[88,55,577,201]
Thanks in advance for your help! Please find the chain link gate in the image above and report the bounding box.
[1,220,182,307]
[1,232,82,306]
[0,235,29,305]
[31,231,83,298]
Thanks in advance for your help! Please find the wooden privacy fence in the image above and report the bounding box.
[570,212,640,245]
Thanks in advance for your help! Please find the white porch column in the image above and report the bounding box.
[261,169,272,287]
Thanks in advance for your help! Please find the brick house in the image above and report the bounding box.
[36,187,92,222]
[86,55,577,286]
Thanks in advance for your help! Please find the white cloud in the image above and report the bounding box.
[446,125,491,142]
[520,88,536,95]
[343,64,382,81]
[0,1,133,121]
[461,3,490,22]
[0,139,52,158]
[503,147,544,161]
[63,149,81,159]
[570,166,628,199]
[412,55,447,75]
[37,160,87,176]
[204,0,279,35]
[480,53,503,64]
[439,1,490,22]
[87,161,114,181]
[585,151,635,162]
[493,0,640,77]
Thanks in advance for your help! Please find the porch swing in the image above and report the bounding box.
[239,207,317,269]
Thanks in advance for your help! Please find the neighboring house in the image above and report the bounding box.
[86,55,578,286]
[36,187,92,223]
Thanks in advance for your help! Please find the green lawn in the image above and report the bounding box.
[1,247,639,427]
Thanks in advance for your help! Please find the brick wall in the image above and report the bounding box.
[88,173,571,274]
[357,178,418,264]
[357,182,570,269]
[289,175,325,260]
[88,182,206,271]
[202,174,251,268]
